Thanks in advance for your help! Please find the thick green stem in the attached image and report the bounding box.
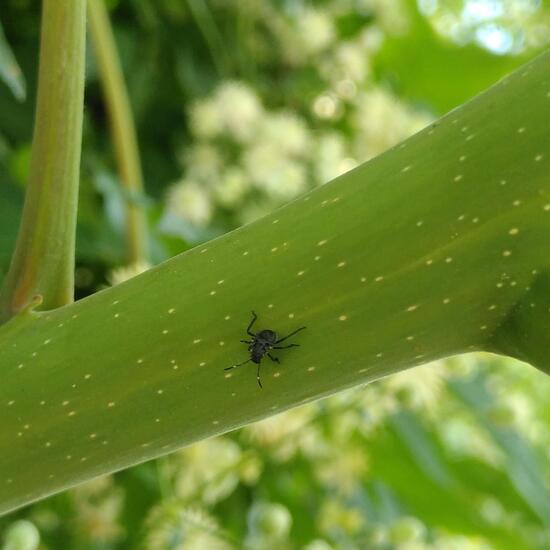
[1,49,549,516]
[0,0,86,323]
[489,273,550,375]
[88,0,149,265]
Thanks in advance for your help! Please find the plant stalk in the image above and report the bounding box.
[0,0,86,324]
[88,0,149,266]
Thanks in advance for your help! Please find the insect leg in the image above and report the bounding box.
[257,363,263,389]
[267,353,280,363]
[240,340,252,344]
[225,358,251,371]
[247,311,258,337]
[275,326,306,344]
[273,343,300,349]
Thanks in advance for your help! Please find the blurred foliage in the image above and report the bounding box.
[1,0,549,548]
[0,19,25,102]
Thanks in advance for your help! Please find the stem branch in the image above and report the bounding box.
[0,0,86,323]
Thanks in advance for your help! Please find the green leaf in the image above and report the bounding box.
[0,20,26,102]
[390,410,456,490]
[451,375,550,525]
[376,2,542,113]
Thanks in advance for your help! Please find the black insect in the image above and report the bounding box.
[225,311,306,388]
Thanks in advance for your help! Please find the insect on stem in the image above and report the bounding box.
[225,311,306,388]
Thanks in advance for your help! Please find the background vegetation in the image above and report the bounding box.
[1,0,550,548]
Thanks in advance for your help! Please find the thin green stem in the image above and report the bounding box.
[0,0,86,324]
[88,0,149,266]
[187,0,232,76]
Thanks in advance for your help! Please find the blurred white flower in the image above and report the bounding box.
[338,42,371,81]
[356,383,400,435]
[322,41,371,84]
[243,143,307,199]
[357,0,410,35]
[315,133,355,184]
[145,503,231,550]
[244,406,318,460]
[353,88,432,158]
[108,260,151,286]
[488,392,537,438]
[71,475,114,497]
[314,446,369,495]
[189,98,222,139]
[247,501,292,540]
[2,520,40,550]
[239,452,263,484]
[70,476,125,544]
[359,26,386,54]
[238,201,274,225]
[174,438,242,504]
[335,78,358,100]
[318,500,363,535]
[167,179,213,227]
[183,144,224,183]
[389,516,427,545]
[213,166,249,207]
[214,81,263,143]
[259,112,311,157]
[296,9,335,54]
[385,362,446,415]
[312,93,342,120]
[303,540,334,550]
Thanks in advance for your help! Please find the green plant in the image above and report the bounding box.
[1,0,549,520]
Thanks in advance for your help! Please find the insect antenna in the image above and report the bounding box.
[275,326,306,344]
[225,358,251,371]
